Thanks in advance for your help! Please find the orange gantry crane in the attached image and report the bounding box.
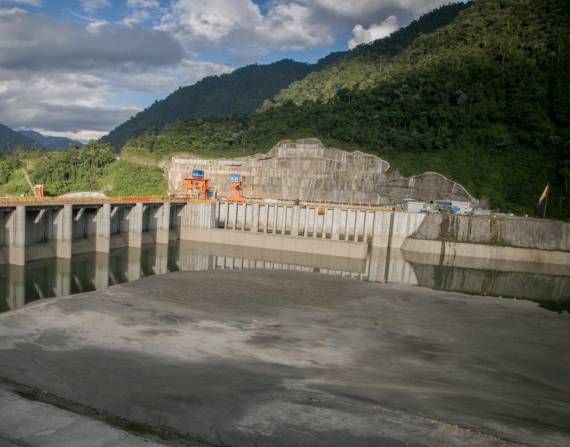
[226,173,245,203]
[181,169,209,200]
[178,170,245,202]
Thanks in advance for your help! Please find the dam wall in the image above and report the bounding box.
[0,201,186,265]
[180,202,426,258]
[0,201,425,264]
[402,214,570,267]
[167,139,476,205]
[5,200,568,270]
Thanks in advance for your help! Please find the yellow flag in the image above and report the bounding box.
[537,184,549,206]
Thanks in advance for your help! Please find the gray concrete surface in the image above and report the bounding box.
[0,388,167,447]
[0,270,568,447]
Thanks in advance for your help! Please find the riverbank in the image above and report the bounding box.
[0,270,568,446]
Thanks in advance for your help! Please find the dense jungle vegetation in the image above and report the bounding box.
[0,144,166,197]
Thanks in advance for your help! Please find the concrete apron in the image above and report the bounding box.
[0,270,568,447]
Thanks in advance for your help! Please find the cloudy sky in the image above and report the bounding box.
[0,0,459,141]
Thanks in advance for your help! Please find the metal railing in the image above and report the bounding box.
[0,195,216,206]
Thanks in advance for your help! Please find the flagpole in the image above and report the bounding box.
[543,193,548,218]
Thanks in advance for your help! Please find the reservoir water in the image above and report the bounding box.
[0,241,568,315]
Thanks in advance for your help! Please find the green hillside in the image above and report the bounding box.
[267,2,470,108]
[0,143,166,197]
[122,0,570,219]
[103,59,314,149]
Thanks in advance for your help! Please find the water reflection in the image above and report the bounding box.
[0,241,568,314]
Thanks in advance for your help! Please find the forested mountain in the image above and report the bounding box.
[0,124,36,152]
[267,2,470,107]
[122,0,570,218]
[19,130,83,150]
[103,59,314,149]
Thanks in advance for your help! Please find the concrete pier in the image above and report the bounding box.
[55,205,72,258]
[127,203,143,248]
[96,204,111,253]
[154,203,170,245]
[6,206,25,266]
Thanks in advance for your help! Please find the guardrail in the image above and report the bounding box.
[0,195,397,211]
[0,196,216,206]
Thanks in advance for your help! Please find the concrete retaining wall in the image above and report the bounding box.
[403,213,570,268]
[413,214,570,251]
[402,238,570,268]
[411,261,570,302]
[167,139,476,205]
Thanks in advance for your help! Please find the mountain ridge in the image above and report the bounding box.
[19,130,83,150]
[0,124,36,153]
[103,59,315,149]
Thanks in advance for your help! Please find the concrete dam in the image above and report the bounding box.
[2,198,568,271]
[166,138,477,205]
[0,199,424,266]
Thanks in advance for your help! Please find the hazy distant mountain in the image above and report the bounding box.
[0,124,36,152]
[19,130,83,150]
[103,59,315,149]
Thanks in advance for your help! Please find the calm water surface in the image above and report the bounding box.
[0,241,568,314]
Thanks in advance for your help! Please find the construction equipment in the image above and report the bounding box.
[226,173,245,203]
[21,169,44,199]
[181,169,210,200]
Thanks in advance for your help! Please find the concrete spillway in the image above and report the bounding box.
[0,200,425,267]
[0,200,187,265]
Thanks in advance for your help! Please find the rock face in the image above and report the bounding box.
[167,139,476,204]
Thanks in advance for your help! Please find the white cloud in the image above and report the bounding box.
[122,9,151,27]
[123,0,162,26]
[29,129,109,142]
[161,0,333,55]
[312,0,461,20]
[0,8,231,137]
[127,0,159,9]
[80,0,109,13]
[164,0,261,42]
[348,15,400,49]
[159,0,463,58]
[0,70,138,133]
